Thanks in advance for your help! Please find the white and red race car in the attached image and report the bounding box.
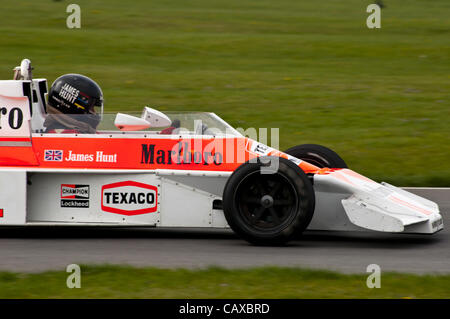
[0,59,443,245]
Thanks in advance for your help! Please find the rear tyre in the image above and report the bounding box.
[222,156,315,245]
[284,144,348,168]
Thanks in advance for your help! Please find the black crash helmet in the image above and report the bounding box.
[48,73,103,117]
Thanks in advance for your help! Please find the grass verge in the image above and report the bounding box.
[0,265,449,299]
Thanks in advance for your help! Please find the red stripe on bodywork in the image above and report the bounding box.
[389,196,432,216]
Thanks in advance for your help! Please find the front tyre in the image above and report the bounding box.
[284,144,347,168]
[222,156,315,245]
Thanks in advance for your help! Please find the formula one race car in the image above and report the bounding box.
[0,59,444,245]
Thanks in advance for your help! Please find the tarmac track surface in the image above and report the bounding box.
[0,188,448,274]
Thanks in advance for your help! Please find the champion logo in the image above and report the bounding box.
[60,184,90,208]
[61,184,90,199]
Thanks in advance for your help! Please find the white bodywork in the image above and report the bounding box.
[0,167,443,235]
[309,170,443,233]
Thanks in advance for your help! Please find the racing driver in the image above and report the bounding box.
[44,74,103,133]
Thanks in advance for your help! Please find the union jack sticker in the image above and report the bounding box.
[44,150,63,161]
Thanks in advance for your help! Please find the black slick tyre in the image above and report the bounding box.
[222,156,315,245]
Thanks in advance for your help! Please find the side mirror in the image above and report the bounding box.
[13,59,32,80]
[20,59,32,80]
[141,106,171,128]
[114,113,151,131]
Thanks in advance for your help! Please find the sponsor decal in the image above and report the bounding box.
[45,150,63,161]
[0,107,24,130]
[141,142,223,166]
[101,181,158,216]
[65,150,117,163]
[61,184,90,208]
[77,92,90,104]
[286,155,302,165]
[59,83,80,104]
[250,142,274,156]
[249,142,302,166]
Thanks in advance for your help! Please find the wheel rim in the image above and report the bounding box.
[234,170,298,231]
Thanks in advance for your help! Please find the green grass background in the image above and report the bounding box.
[0,265,449,298]
[0,0,449,186]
